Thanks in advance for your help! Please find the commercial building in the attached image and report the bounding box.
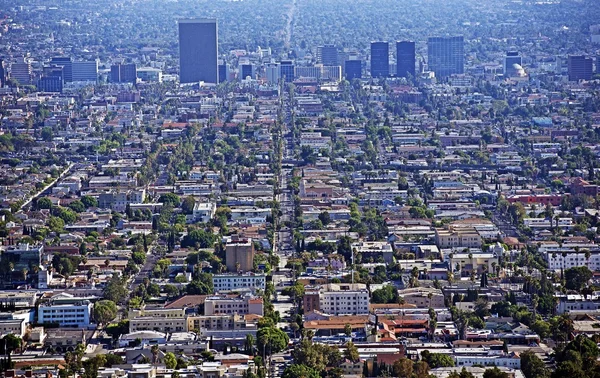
[504,52,522,77]
[178,19,218,84]
[280,60,295,82]
[568,55,593,81]
[38,66,64,92]
[435,227,483,249]
[50,57,73,82]
[204,294,263,316]
[212,273,266,292]
[225,239,255,272]
[10,57,32,85]
[304,284,370,316]
[396,41,416,78]
[427,36,464,79]
[129,317,187,333]
[71,61,98,82]
[110,63,137,83]
[266,63,280,84]
[371,41,390,78]
[345,60,362,80]
[37,293,93,327]
[137,67,162,82]
[317,45,338,66]
[1,243,43,271]
[0,59,7,86]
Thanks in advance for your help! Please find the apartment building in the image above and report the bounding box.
[304,284,370,316]
[129,316,187,333]
[204,294,263,316]
[212,273,266,292]
[435,227,482,249]
[37,293,92,327]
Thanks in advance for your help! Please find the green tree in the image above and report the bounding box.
[37,197,53,209]
[132,251,146,265]
[257,326,289,355]
[81,196,98,208]
[344,341,360,363]
[282,364,320,378]
[564,266,593,292]
[421,350,455,368]
[68,200,86,213]
[93,300,118,325]
[163,352,177,369]
[392,358,413,378]
[181,229,216,248]
[181,196,196,215]
[47,216,65,233]
[159,193,181,207]
[520,351,550,378]
[482,367,509,378]
[103,274,128,304]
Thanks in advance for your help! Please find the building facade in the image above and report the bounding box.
[225,240,255,272]
[568,55,593,81]
[212,273,266,292]
[371,41,390,78]
[396,41,416,78]
[427,36,464,79]
[178,19,218,84]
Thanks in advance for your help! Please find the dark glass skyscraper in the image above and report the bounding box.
[318,45,338,66]
[427,36,464,79]
[280,60,295,82]
[345,60,362,80]
[370,42,389,78]
[178,19,218,84]
[568,55,593,81]
[396,41,416,78]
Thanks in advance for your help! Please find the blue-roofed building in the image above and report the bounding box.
[532,117,553,127]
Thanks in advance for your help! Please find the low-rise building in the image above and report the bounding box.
[37,293,92,327]
[212,273,266,292]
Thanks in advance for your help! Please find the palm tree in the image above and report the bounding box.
[427,292,433,308]
[151,345,159,365]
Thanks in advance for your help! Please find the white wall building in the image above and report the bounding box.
[38,293,92,327]
[212,273,266,292]
[318,284,370,316]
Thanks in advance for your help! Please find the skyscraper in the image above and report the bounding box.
[345,60,362,80]
[396,41,416,78]
[280,60,295,82]
[110,63,137,83]
[370,42,389,78]
[72,61,98,82]
[10,57,32,85]
[0,59,5,87]
[504,51,523,77]
[51,57,72,82]
[568,55,593,81]
[178,19,218,84]
[317,45,338,66]
[427,36,464,79]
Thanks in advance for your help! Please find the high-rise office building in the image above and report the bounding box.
[370,42,389,78]
[239,63,254,80]
[11,57,32,85]
[218,63,228,83]
[266,63,280,84]
[0,59,5,87]
[178,19,218,84]
[504,52,523,77]
[51,57,73,82]
[568,55,593,81]
[110,63,137,83]
[317,45,338,66]
[72,61,98,82]
[280,60,295,82]
[345,60,362,80]
[427,36,464,79]
[38,66,64,92]
[396,41,416,78]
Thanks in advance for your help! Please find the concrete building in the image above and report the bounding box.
[398,287,445,308]
[568,55,593,81]
[371,41,390,77]
[137,67,162,83]
[396,41,416,78]
[317,45,338,66]
[212,273,266,292]
[305,283,370,316]
[37,293,92,327]
[435,227,482,249]
[345,60,362,80]
[178,19,218,84]
[129,316,187,333]
[449,253,498,275]
[71,61,98,82]
[1,243,43,271]
[225,239,255,272]
[504,52,523,77]
[110,63,137,83]
[280,60,295,82]
[190,202,216,223]
[10,57,32,85]
[204,294,263,316]
[427,36,464,79]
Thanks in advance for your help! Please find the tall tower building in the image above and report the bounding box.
[11,57,32,85]
[280,60,295,82]
[0,59,5,87]
[110,63,137,83]
[51,57,73,82]
[370,42,389,78]
[568,55,593,81]
[178,19,218,84]
[72,61,98,82]
[317,45,338,66]
[225,239,255,273]
[427,36,464,79]
[345,60,362,80]
[396,41,416,78]
[504,51,523,77]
